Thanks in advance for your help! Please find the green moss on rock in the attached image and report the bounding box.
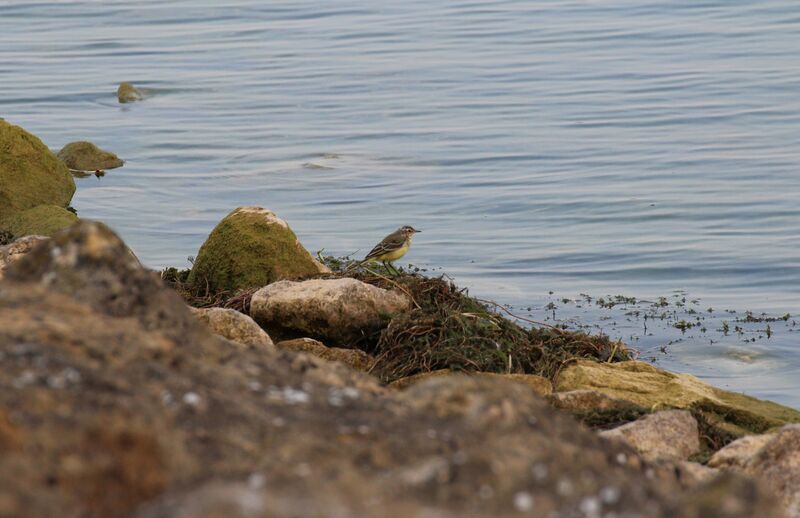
[187,206,329,295]
[117,82,143,103]
[8,205,79,238]
[555,359,800,437]
[0,120,76,225]
[57,141,123,171]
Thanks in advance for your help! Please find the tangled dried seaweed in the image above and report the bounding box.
[162,259,632,384]
[325,263,632,383]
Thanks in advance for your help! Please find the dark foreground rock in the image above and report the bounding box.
[0,222,787,517]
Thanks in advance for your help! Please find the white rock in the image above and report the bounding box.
[250,278,410,346]
[599,410,700,462]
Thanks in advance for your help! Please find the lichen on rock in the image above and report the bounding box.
[7,204,78,238]
[57,141,123,171]
[187,206,329,295]
[555,359,800,437]
[0,119,75,225]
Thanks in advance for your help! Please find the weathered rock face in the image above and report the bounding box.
[708,433,778,470]
[742,425,800,517]
[117,81,144,103]
[549,389,642,412]
[0,222,785,517]
[57,141,123,171]
[5,220,210,347]
[276,338,374,371]
[187,207,329,294]
[0,119,76,224]
[391,370,552,396]
[250,277,410,345]
[7,204,78,238]
[0,235,47,281]
[599,410,701,462]
[191,307,275,351]
[556,359,800,437]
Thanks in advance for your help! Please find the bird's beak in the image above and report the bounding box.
[414,228,421,233]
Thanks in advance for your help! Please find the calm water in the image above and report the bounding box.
[3,1,800,406]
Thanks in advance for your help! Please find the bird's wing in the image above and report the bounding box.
[364,231,406,260]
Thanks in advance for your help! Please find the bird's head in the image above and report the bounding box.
[399,225,421,237]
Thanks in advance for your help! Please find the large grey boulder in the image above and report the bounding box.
[250,277,411,345]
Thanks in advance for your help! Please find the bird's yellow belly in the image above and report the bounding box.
[373,243,409,262]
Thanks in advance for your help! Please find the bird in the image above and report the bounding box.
[360,225,420,275]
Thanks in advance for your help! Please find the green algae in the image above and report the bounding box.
[57,141,123,171]
[8,205,79,238]
[0,120,76,224]
[186,207,327,294]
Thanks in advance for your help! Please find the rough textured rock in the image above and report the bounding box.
[5,220,208,347]
[117,81,144,103]
[557,359,800,437]
[191,307,275,351]
[7,204,78,238]
[549,389,641,412]
[709,433,777,470]
[743,425,800,517]
[0,119,75,224]
[599,410,701,462]
[391,370,552,396]
[674,461,720,488]
[57,141,123,171]
[676,472,786,518]
[188,206,329,294]
[0,235,47,281]
[276,338,374,372]
[0,222,786,517]
[250,277,410,345]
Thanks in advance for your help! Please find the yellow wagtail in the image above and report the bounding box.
[361,225,420,274]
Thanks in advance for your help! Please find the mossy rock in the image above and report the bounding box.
[187,206,329,294]
[117,82,143,103]
[0,120,76,225]
[555,359,800,436]
[57,141,123,171]
[8,205,79,238]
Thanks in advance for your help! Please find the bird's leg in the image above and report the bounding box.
[388,262,400,276]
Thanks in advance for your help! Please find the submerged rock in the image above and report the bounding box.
[187,206,329,294]
[7,204,78,238]
[191,307,275,351]
[599,410,701,462]
[0,235,47,281]
[117,81,144,103]
[276,338,374,372]
[57,141,123,171]
[0,119,75,225]
[556,359,800,437]
[250,277,410,345]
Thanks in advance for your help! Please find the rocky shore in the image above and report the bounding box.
[2,120,799,517]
